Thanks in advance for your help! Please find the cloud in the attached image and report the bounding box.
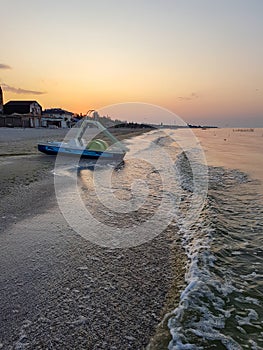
[0,64,12,70]
[178,92,199,101]
[2,83,46,95]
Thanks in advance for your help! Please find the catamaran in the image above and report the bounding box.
[38,110,128,161]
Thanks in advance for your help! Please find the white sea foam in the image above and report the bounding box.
[167,142,263,349]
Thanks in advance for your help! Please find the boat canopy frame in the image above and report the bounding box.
[73,110,129,153]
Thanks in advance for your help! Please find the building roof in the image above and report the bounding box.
[3,100,42,115]
[43,108,73,115]
[4,100,40,106]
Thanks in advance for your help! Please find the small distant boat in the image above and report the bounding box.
[38,111,128,161]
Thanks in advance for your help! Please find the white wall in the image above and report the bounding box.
[30,102,42,115]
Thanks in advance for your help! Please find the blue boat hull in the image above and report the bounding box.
[38,143,125,161]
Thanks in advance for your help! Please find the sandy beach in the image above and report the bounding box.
[0,127,185,349]
[2,127,262,349]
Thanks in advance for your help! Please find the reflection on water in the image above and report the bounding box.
[79,158,164,228]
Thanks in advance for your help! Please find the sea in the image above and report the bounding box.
[165,128,263,350]
[56,127,263,349]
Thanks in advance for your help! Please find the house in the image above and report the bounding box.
[4,100,42,116]
[2,100,42,127]
[41,108,73,128]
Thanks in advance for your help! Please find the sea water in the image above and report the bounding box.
[168,162,262,349]
[167,128,263,350]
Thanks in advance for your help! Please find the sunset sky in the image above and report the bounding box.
[1,0,262,126]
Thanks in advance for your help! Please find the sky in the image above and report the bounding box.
[0,0,262,126]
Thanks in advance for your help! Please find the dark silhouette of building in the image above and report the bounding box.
[3,100,42,116]
[1,100,42,128]
[0,86,3,114]
[42,108,74,128]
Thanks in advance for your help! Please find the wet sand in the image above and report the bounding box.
[0,128,185,349]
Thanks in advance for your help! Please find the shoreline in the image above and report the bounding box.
[0,127,153,156]
[0,127,186,349]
